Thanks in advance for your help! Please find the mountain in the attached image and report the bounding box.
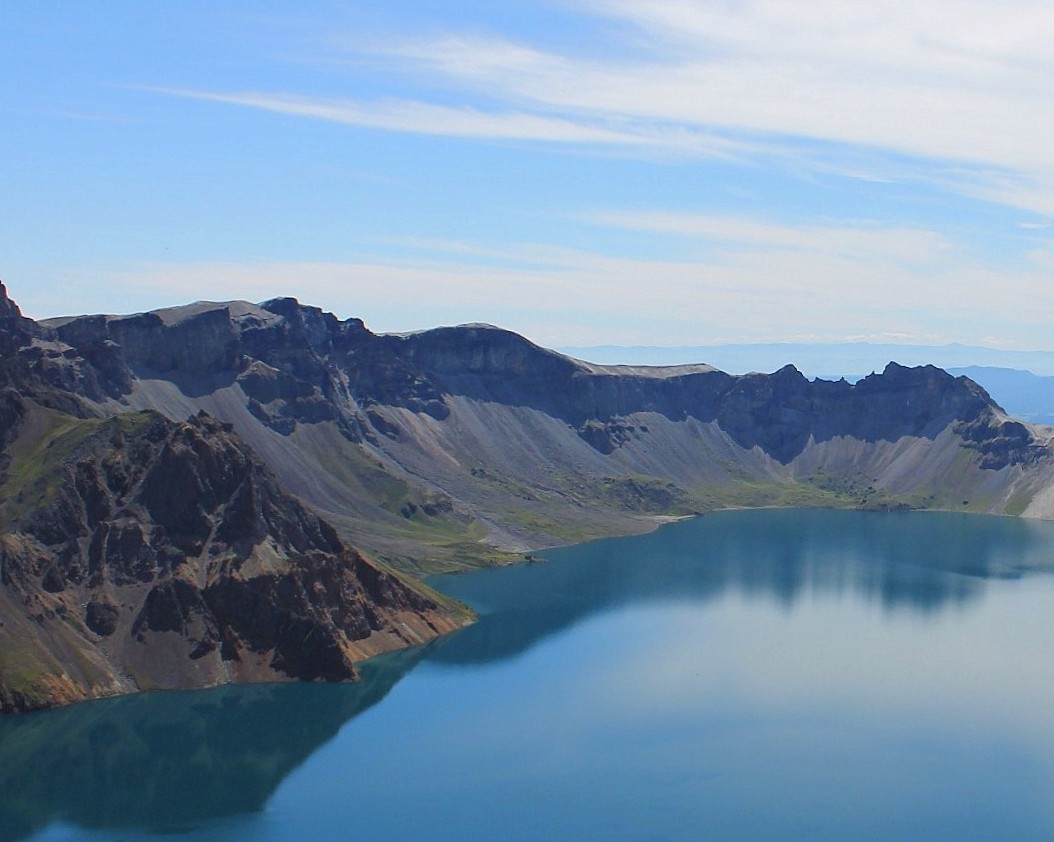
[18,285,1054,560]
[946,367,1054,426]
[0,284,465,713]
[557,342,1054,378]
[4,280,1054,711]
[557,343,1054,428]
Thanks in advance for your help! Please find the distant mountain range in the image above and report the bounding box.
[558,341,1054,377]
[560,345,1054,425]
[946,367,1054,426]
[4,282,1054,712]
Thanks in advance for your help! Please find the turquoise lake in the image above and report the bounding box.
[4,509,1054,840]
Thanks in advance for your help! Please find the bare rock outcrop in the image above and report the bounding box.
[0,404,461,713]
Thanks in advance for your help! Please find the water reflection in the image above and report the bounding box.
[4,509,1054,840]
[0,646,424,841]
[427,510,1054,668]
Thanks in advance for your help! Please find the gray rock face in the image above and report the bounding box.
[11,292,1053,478]
[29,297,1033,465]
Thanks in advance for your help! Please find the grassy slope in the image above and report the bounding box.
[0,408,101,530]
[0,408,160,709]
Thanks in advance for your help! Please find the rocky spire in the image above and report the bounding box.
[0,280,36,329]
[1,281,27,343]
[0,282,39,386]
[0,279,19,318]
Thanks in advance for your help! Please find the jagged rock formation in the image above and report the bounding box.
[0,284,464,713]
[3,279,1054,710]
[12,284,1054,552]
[0,403,461,713]
[10,281,1054,562]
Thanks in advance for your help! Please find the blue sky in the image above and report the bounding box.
[3,1,1053,349]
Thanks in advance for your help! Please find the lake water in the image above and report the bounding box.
[4,509,1054,841]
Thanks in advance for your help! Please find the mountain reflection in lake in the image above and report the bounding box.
[428,509,1051,668]
[5,509,1054,841]
[0,646,425,842]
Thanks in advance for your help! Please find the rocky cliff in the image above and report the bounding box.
[0,284,465,712]
[11,281,1054,564]
[3,279,1054,711]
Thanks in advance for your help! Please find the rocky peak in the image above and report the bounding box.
[0,281,37,346]
[2,276,1053,714]
[0,283,41,391]
[381,324,582,418]
[398,323,576,379]
[260,297,340,355]
[0,280,20,319]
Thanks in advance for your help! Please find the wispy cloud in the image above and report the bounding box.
[145,85,763,160]
[106,3,1054,349]
[140,2,1054,213]
[146,87,641,144]
[582,211,950,263]
[353,1,1054,214]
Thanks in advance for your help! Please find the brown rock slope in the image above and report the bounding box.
[0,400,463,714]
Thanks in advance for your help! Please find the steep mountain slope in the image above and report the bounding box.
[0,285,465,712]
[0,403,463,713]
[13,282,1054,571]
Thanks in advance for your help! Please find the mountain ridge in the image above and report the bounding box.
[4,280,1054,710]
[557,341,1054,377]
[16,285,1054,558]
[0,284,466,713]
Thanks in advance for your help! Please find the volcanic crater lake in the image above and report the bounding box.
[5,509,1054,841]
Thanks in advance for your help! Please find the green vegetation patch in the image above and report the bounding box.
[0,409,104,529]
[1004,490,1032,517]
[590,476,697,515]
[291,423,482,546]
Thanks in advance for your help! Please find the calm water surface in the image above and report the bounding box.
[4,509,1054,841]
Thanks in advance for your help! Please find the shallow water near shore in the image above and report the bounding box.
[5,509,1054,841]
